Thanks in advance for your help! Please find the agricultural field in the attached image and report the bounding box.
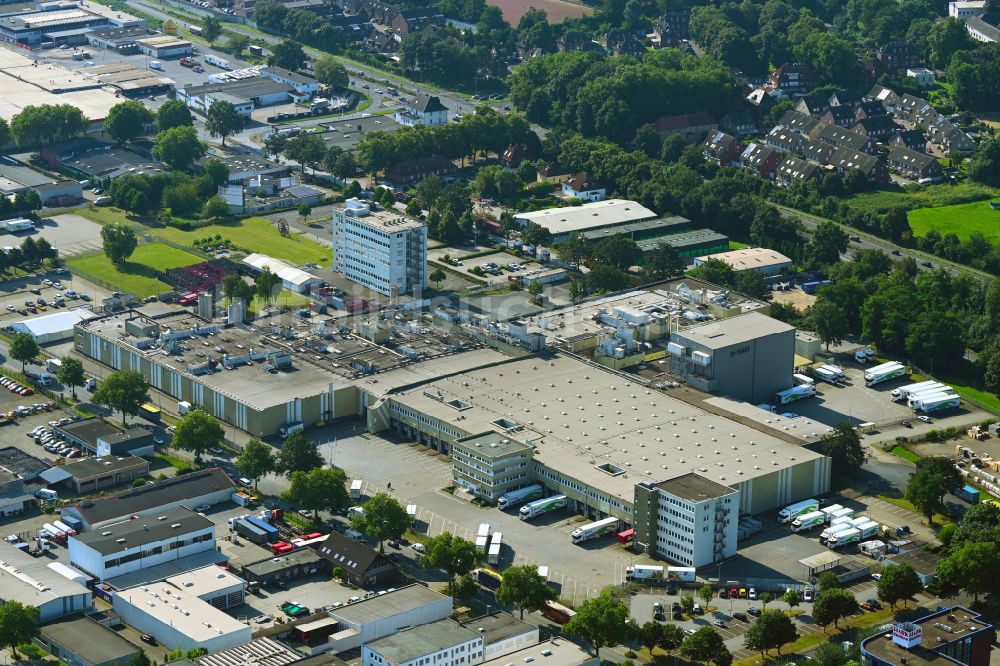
[908,200,1000,242]
[846,182,998,215]
[488,0,591,24]
[67,243,203,297]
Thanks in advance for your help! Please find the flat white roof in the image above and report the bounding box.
[480,638,595,666]
[695,247,792,271]
[0,546,91,607]
[116,584,251,642]
[514,199,656,236]
[165,564,245,596]
[12,308,96,337]
[243,253,322,287]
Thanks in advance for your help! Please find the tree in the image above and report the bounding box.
[56,356,85,399]
[557,234,592,266]
[173,409,224,463]
[681,626,725,664]
[969,138,1000,187]
[595,236,641,271]
[269,40,306,70]
[812,588,857,629]
[263,132,288,160]
[811,642,849,666]
[699,584,714,608]
[689,257,735,287]
[760,591,773,609]
[810,221,849,266]
[202,157,230,187]
[229,34,250,58]
[105,100,154,144]
[285,133,326,173]
[495,564,557,618]
[937,541,1000,601]
[906,456,962,524]
[0,601,39,658]
[127,650,153,666]
[101,224,137,265]
[283,467,349,517]
[429,267,447,288]
[203,196,230,220]
[735,271,772,301]
[420,532,480,593]
[642,242,686,282]
[276,429,324,477]
[203,16,222,45]
[235,439,276,488]
[820,422,866,474]
[8,333,38,373]
[352,493,410,552]
[314,55,349,88]
[876,562,922,609]
[680,594,695,615]
[818,571,840,592]
[157,100,194,130]
[639,621,663,655]
[928,17,974,68]
[782,588,800,611]
[659,623,685,658]
[205,100,244,147]
[153,126,207,170]
[744,609,797,655]
[0,117,10,151]
[564,591,631,659]
[256,267,281,304]
[93,370,150,426]
[811,298,849,351]
[10,104,88,150]
[223,273,253,304]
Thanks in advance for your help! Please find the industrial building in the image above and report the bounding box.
[177,77,304,115]
[39,454,149,494]
[135,34,193,58]
[0,470,35,517]
[481,639,598,666]
[332,198,428,296]
[0,48,122,123]
[242,253,323,293]
[362,619,483,666]
[693,247,793,275]
[577,217,730,264]
[56,420,155,457]
[11,308,96,344]
[0,446,49,481]
[860,606,994,666]
[368,351,830,525]
[61,467,235,530]
[112,582,252,653]
[0,5,142,45]
[667,311,795,404]
[68,507,216,580]
[241,548,329,585]
[39,615,141,666]
[261,65,320,96]
[316,531,397,587]
[0,543,93,621]
[634,473,739,568]
[514,199,658,242]
[165,564,245,609]
[85,25,154,52]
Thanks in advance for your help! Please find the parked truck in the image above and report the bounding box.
[52,520,76,536]
[864,362,906,387]
[827,520,879,548]
[204,54,230,69]
[46,358,62,373]
[825,507,854,524]
[350,480,363,500]
[907,387,953,408]
[813,367,840,384]
[519,495,567,521]
[625,565,665,582]
[916,394,961,413]
[244,516,279,543]
[790,510,826,532]
[487,531,502,565]
[819,503,843,519]
[820,517,870,544]
[666,566,696,582]
[571,517,618,544]
[775,384,816,406]
[235,518,271,545]
[778,499,820,523]
[497,484,543,510]
[891,381,947,402]
[793,373,815,387]
[177,401,192,415]
[821,364,846,380]
[475,523,491,554]
[956,484,981,503]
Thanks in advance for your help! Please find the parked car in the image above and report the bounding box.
[653,602,665,621]
[748,606,761,616]
[140,634,157,646]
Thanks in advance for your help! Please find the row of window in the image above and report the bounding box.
[535,466,632,514]
[390,403,462,439]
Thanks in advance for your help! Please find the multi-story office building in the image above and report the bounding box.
[451,432,534,502]
[634,473,739,568]
[362,619,483,666]
[332,198,427,296]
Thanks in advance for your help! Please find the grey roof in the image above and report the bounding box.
[331,584,448,626]
[41,616,137,665]
[57,419,121,447]
[460,612,535,645]
[72,506,213,556]
[68,467,234,524]
[94,427,152,446]
[413,94,447,113]
[656,472,737,502]
[184,77,294,99]
[677,311,794,349]
[580,216,690,241]
[967,16,1000,41]
[888,145,936,169]
[366,619,480,662]
[243,549,325,576]
[636,229,729,253]
[316,531,389,576]
[887,546,942,573]
[0,543,91,607]
[53,455,148,481]
[192,637,304,666]
[0,446,49,476]
[265,66,316,85]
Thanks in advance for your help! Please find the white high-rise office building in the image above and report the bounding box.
[332,198,427,296]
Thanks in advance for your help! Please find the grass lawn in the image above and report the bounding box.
[935,374,1000,415]
[877,494,952,526]
[908,201,1000,242]
[846,182,998,215]
[67,244,203,297]
[729,240,750,250]
[888,445,920,463]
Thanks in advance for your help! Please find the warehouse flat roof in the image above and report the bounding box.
[40,616,137,666]
[0,48,120,122]
[657,472,737,502]
[72,507,213,556]
[0,544,91,608]
[331,585,449,626]
[676,311,794,350]
[514,199,657,236]
[115,584,250,643]
[52,455,148,482]
[385,352,825,502]
[191,637,304,666]
[696,247,792,271]
[166,564,244,596]
[460,612,535,645]
[579,215,691,240]
[366,619,479,663]
[480,638,595,666]
[636,229,730,252]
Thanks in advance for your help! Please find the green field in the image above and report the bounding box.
[846,182,998,215]
[908,201,1000,242]
[67,244,203,297]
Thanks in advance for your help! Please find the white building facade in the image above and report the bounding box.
[362,620,483,666]
[394,94,449,126]
[332,198,427,296]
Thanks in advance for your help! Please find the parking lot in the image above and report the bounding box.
[428,248,548,287]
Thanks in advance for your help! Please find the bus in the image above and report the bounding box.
[542,600,576,624]
[139,403,161,422]
[476,567,503,590]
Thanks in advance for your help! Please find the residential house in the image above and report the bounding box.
[966,15,999,43]
[720,111,757,137]
[818,105,858,128]
[502,144,529,168]
[745,88,776,110]
[653,112,717,142]
[775,155,821,186]
[395,94,448,126]
[906,67,935,86]
[891,129,927,152]
[894,94,932,123]
[814,123,876,154]
[317,531,397,587]
[353,0,400,24]
[558,30,601,52]
[887,145,944,179]
[562,172,607,202]
[767,63,814,94]
[827,145,889,183]
[867,84,900,111]
[801,139,833,164]
[936,123,977,154]
[702,131,739,166]
[850,115,900,142]
[391,8,443,35]
[536,163,572,184]
[877,42,921,73]
[384,155,455,185]
[778,110,820,135]
[854,100,887,120]
[765,126,807,153]
[740,143,781,179]
[795,93,831,117]
[653,11,689,42]
[366,31,398,54]
[603,29,645,58]
[326,14,375,41]
[828,89,864,108]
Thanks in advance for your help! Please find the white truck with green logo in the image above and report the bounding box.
[519,495,567,521]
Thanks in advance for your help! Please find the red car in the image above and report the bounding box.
[19,388,33,396]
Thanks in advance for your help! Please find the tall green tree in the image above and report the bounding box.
[285,133,326,173]
[276,429,324,477]
[205,100,244,147]
[255,267,281,304]
[812,588,857,629]
[283,467,349,517]
[157,100,194,130]
[810,299,849,351]
[222,273,254,304]
[968,138,1000,187]
[228,34,250,58]
[0,601,39,658]
[172,409,225,463]
[234,438,276,488]
[8,333,38,373]
[56,356,85,399]
[906,456,962,524]
[153,126,207,170]
[782,588,800,611]
[689,257,735,287]
[820,422,865,474]
[105,100,154,144]
[202,16,222,45]
[876,563,923,609]
[937,541,1000,601]
[681,626,725,664]
[420,532,480,594]
[127,650,153,666]
[269,40,306,70]
[101,224,138,265]
[314,55,349,88]
[743,609,797,655]
[809,221,849,266]
[11,104,88,150]
[495,564,557,618]
[564,591,632,659]
[638,621,664,655]
[642,242,687,282]
[659,623,685,659]
[92,370,150,426]
[351,493,410,552]
[928,17,974,68]
[595,236,641,271]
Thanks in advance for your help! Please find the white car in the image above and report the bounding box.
[194,504,210,513]
[871,573,882,580]
[411,543,425,554]
[917,415,932,423]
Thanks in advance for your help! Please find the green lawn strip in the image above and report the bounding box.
[887,445,920,463]
[935,375,1000,415]
[877,494,952,526]
[729,240,750,250]
[67,244,202,297]
[908,201,1000,243]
